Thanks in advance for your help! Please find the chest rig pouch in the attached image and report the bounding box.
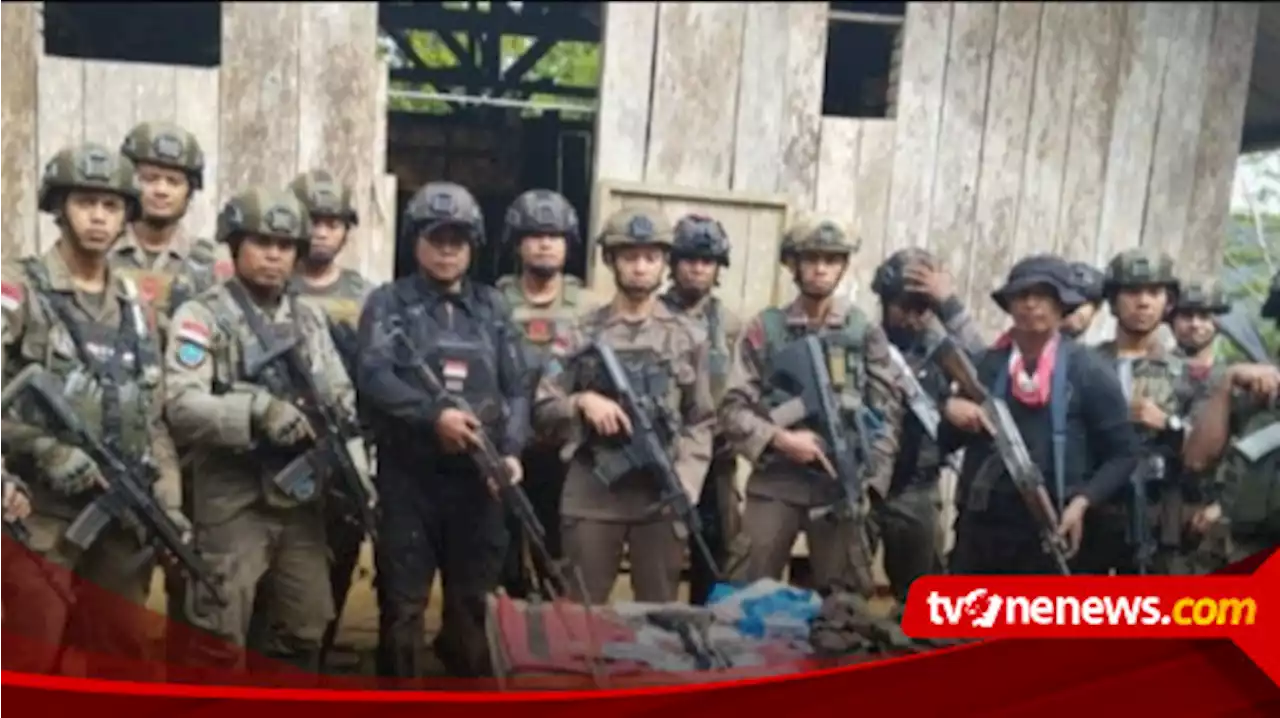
[17,259,159,476]
[1222,407,1280,539]
[404,297,506,431]
[573,345,679,488]
[223,282,319,507]
[759,308,869,480]
[505,278,579,372]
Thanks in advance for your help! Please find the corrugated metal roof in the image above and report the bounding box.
[1242,5,1280,154]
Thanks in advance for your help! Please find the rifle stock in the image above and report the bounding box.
[886,343,942,441]
[932,338,1072,575]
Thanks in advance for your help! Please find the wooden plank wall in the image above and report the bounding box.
[595,2,1260,338]
[16,3,393,281]
[1,2,40,262]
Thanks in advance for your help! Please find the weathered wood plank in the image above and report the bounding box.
[815,118,863,302]
[777,3,829,212]
[297,3,381,275]
[1183,3,1260,280]
[219,3,303,201]
[731,2,790,195]
[37,56,86,252]
[1056,2,1125,264]
[1012,2,1080,262]
[174,68,222,241]
[2,2,39,260]
[132,63,178,125]
[645,3,746,189]
[82,62,138,158]
[853,120,897,314]
[1095,3,1175,263]
[594,2,659,185]
[927,3,997,311]
[885,2,953,250]
[366,63,394,283]
[966,2,1041,332]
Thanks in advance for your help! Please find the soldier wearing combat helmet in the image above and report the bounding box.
[1082,249,1199,576]
[114,121,224,336]
[1,143,184,676]
[656,213,745,605]
[1185,270,1280,566]
[718,214,903,596]
[532,207,716,605]
[163,187,368,674]
[493,188,586,600]
[1170,278,1234,398]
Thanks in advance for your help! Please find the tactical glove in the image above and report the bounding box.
[251,394,315,448]
[32,437,106,495]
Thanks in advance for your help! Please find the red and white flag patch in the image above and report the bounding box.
[176,319,211,347]
[214,259,234,280]
[1,281,23,312]
[442,359,469,381]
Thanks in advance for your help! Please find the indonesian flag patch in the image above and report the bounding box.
[176,319,211,348]
[442,358,468,392]
[1,281,23,313]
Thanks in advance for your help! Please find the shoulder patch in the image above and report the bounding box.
[1,280,23,312]
[214,258,234,280]
[176,319,211,348]
[175,340,208,369]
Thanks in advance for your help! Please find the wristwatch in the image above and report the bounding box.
[1165,414,1185,434]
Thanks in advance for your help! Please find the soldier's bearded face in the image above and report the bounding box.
[795,253,847,297]
[235,234,299,290]
[1114,285,1169,335]
[417,226,472,283]
[674,258,718,294]
[1062,302,1098,337]
[308,216,348,264]
[63,190,127,253]
[135,164,190,225]
[519,234,566,277]
[1171,311,1217,353]
[611,246,666,295]
[1007,286,1063,334]
[884,300,930,332]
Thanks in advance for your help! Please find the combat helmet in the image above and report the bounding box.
[1103,248,1179,299]
[120,121,205,190]
[1173,278,1231,315]
[779,215,859,263]
[216,187,311,252]
[671,214,730,267]
[871,248,937,301]
[596,207,674,263]
[402,182,485,244]
[1262,270,1280,321]
[289,169,358,225]
[38,142,141,221]
[503,189,580,246]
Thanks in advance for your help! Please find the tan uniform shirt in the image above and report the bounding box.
[718,296,904,506]
[292,268,374,330]
[532,299,717,522]
[108,225,226,339]
[1,244,180,517]
[163,280,355,526]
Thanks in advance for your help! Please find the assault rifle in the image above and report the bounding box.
[931,338,1072,575]
[1214,312,1280,462]
[577,341,724,582]
[243,335,378,541]
[886,343,942,441]
[765,334,877,592]
[9,364,227,604]
[387,326,586,600]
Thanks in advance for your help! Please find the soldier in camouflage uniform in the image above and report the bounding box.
[719,216,902,596]
[532,208,716,604]
[493,189,586,599]
[869,248,985,601]
[1169,280,1233,403]
[1,143,184,675]
[1080,250,1200,575]
[163,188,366,674]
[114,122,226,338]
[1185,271,1280,566]
[284,169,374,665]
[659,213,744,605]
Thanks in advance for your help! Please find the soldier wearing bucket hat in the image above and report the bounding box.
[939,254,1140,575]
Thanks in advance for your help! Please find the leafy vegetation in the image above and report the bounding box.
[1218,152,1280,359]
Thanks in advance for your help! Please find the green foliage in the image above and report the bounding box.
[1217,154,1280,360]
[383,3,600,119]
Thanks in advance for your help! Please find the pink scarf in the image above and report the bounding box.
[993,332,1060,408]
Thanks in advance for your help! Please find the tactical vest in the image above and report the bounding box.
[498,274,581,364]
[112,237,219,333]
[402,288,507,431]
[1221,405,1280,539]
[759,306,871,429]
[661,292,731,401]
[17,259,159,469]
